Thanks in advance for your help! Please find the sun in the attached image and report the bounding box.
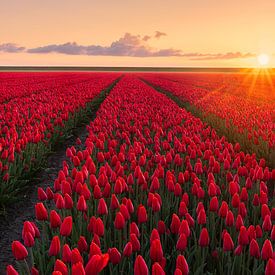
[257,54,270,67]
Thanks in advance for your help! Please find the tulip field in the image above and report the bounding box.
[140,72,275,167]
[0,72,120,205]
[2,73,275,274]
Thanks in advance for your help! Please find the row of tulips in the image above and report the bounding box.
[0,73,120,206]
[6,75,275,274]
[138,73,275,167]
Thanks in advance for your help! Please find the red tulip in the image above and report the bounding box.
[78,236,88,253]
[72,262,85,275]
[6,265,19,275]
[152,262,165,275]
[72,248,84,264]
[114,212,125,230]
[108,247,121,265]
[176,233,188,252]
[150,239,163,262]
[11,241,28,260]
[35,202,48,220]
[85,253,109,275]
[250,239,260,258]
[176,255,189,275]
[60,216,72,236]
[50,210,62,228]
[54,259,68,275]
[170,214,181,234]
[223,232,234,251]
[49,236,61,256]
[77,195,87,212]
[265,259,275,275]
[134,255,149,275]
[62,244,72,263]
[137,205,147,224]
[199,228,210,247]
[98,198,108,215]
[262,240,273,260]
[123,242,133,257]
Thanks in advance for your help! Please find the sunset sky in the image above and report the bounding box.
[1,0,275,67]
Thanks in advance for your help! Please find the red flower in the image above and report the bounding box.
[37,187,48,201]
[123,242,133,257]
[35,202,48,221]
[265,259,275,275]
[176,233,188,252]
[54,259,68,275]
[170,214,181,234]
[6,265,19,275]
[238,226,249,246]
[72,248,84,264]
[130,233,141,252]
[134,255,149,275]
[98,198,108,215]
[77,195,87,212]
[209,196,219,212]
[62,244,72,263]
[60,216,72,236]
[11,241,28,261]
[176,255,189,275]
[262,240,273,260]
[263,215,272,232]
[49,236,61,256]
[152,262,165,275]
[199,228,210,247]
[223,232,234,251]
[108,247,121,265]
[137,205,147,224]
[250,239,260,258]
[85,253,109,275]
[150,239,163,262]
[78,236,88,253]
[72,262,85,275]
[50,210,62,228]
[114,212,125,230]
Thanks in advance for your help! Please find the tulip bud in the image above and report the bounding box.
[60,216,72,236]
[199,228,210,247]
[134,255,149,275]
[11,241,28,261]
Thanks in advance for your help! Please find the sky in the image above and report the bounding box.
[0,0,275,67]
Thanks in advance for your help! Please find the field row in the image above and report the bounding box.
[139,73,275,167]
[6,75,275,274]
[0,73,121,206]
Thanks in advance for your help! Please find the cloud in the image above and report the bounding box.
[142,35,151,42]
[1,35,256,60]
[0,43,25,53]
[155,31,167,39]
[28,33,182,57]
[187,52,255,60]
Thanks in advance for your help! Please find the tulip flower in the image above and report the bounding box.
[35,202,48,220]
[49,236,61,256]
[262,240,273,260]
[11,241,28,261]
[176,255,189,275]
[85,253,109,274]
[134,255,149,275]
[250,239,260,258]
[223,232,234,251]
[199,228,210,247]
[60,216,72,236]
[150,239,163,262]
[6,265,19,275]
